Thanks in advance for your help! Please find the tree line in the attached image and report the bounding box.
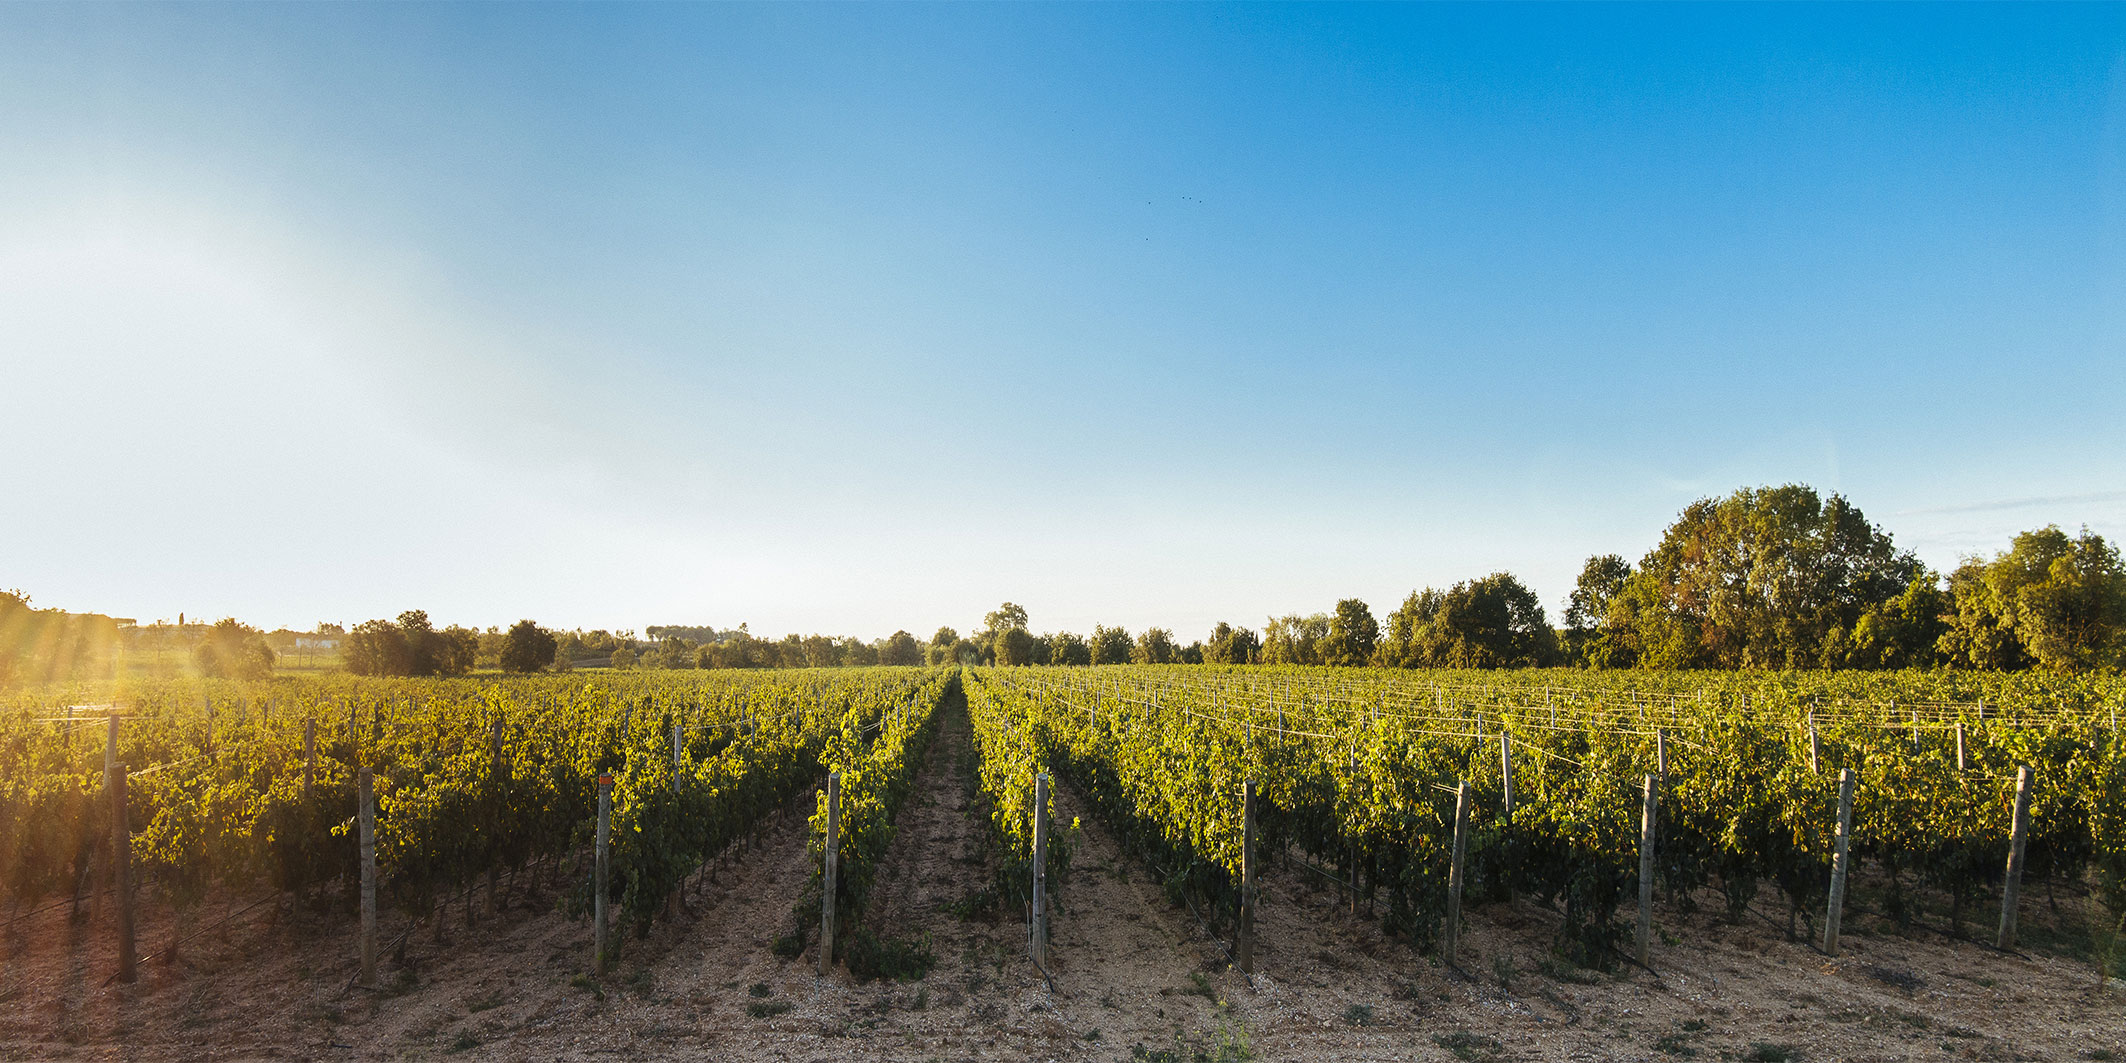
[945,485,2124,674]
[5,483,2119,683]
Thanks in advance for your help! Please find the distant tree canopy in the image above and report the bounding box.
[1261,614,1328,666]
[1089,625,1133,665]
[1203,622,1260,665]
[881,629,923,666]
[1046,631,1092,666]
[1939,525,2125,673]
[1322,599,1379,667]
[500,620,557,673]
[1381,574,1555,669]
[995,626,1037,666]
[346,610,476,677]
[194,618,275,680]
[0,590,124,684]
[1131,627,1179,664]
[1575,486,1926,670]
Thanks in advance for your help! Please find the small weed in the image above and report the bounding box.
[748,982,771,998]
[944,886,999,920]
[1653,1032,1698,1057]
[1681,1019,1707,1032]
[913,986,928,1010]
[1862,965,1923,993]
[1433,1032,1504,1062]
[845,929,936,984]
[1538,955,1603,985]
[747,1000,792,1019]
[771,928,806,959]
[625,967,655,997]
[1185,971,1216,1000]
[1491,953,1517,988]
[568,972,605,1001]
[1084,1028,1101,1041]
[465,990,503,1013]
[446,1031,480,1053]
[1742,1043,1797,1063]
[1342,1003,1375,1027]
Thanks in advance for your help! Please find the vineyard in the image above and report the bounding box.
[0,667,951,973]
[967,666,2126,971]
[0,664,2120,1059]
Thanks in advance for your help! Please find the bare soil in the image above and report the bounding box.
[0,706,2117,1062]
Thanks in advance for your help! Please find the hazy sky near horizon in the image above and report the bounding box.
[4,4,2123,640]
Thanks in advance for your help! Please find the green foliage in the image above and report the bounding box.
[1607,486,1920,669]
[1133,628,1179,665]
[1202,623,1260,665]
[843,927,935,983]
[500,620,558,673]
[1261,614,1327,665]
[1382,574,1555,668]
[1046,631,1092,666]
[807,672,952,963]
[880,630,923,667]
[1089,626,1133,666]
[1323,599,1379,667]
[193,618,276,680]
[345,610,476,677]
[1940,526,2125,673]
[0,667,952,947]
[970,664,2126,973]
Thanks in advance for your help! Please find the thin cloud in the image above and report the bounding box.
[1895,490,2126,517]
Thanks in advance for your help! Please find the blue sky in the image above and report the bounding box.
[3,4,2122,640]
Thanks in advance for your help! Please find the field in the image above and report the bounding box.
[0,666,2120,1060]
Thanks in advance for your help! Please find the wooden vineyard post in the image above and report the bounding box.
[1346,751,1360,916]
[1030,773,1049,966]
[358,767,377,987]
[1237,780,1257,974]
[1824,768,1855,956]
[303,719,317,800]
[110,763,136,983]
[1808,713,1821,775]
[1655,728,1667,782]
[1636,774,1657,968]
[1997,765,2033,950]
[1498,732,1514,819]
[671,721,683,791]
[594,773,612,976]
[820,771,840,974]
[1444,780,1470,965]
[1955,720,1966,772]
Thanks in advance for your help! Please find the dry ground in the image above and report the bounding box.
[0,705,2118,1062]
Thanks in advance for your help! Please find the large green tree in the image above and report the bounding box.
[1564,554,1636,668]
[1940,526,2125,672]
[879,630,923,666]
[1261,614,1328,665]
[1088,625,1133,665]
[194,618,275,680]
[1203,622,1261,664]
[1047,631,1092,666]
[1606,485,1919,668]
[1321,598,1379,666]
[1381,574,1554,668]
[500,620,558,673]
[1131,627,1179,664]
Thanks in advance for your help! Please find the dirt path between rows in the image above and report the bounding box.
[0,702,2118,1061]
